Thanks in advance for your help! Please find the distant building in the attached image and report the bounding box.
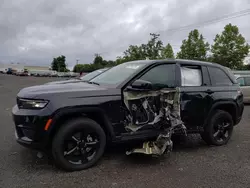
[0,63,24,72]
[0,63,50,71]
[24,65,50,71]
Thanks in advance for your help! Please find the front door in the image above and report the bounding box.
[122,63,178,132]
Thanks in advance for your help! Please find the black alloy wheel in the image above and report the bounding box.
[63,131,100,165]
[212,120,232,144]
[201,110,234,146]
[52,118,106,171]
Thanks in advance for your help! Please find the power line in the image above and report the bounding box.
[100,9,250,56]
[158,8,250,34]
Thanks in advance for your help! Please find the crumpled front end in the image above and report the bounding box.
[123,87,186,156]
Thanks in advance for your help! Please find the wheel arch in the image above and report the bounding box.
[47,106,116,145]
[204,101,237,126]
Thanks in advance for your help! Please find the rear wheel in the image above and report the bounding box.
[52,118,106,171]
[201,110,234,146]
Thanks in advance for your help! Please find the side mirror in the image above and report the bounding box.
[127,79,153,91]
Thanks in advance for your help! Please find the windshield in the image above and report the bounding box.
[80,69,107,81]
[91,62,147,85]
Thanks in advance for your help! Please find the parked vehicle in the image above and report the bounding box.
[12,59,244,171]
[235,75,250,103]
[45,68,109,85]
[6,68,13,74]
[48,71,58,77]
[0,68,8,73]
[16,70,29,76]
[232,70,250,76]
[29,70,52,77]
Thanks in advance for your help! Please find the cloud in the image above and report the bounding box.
[0,0,250,66]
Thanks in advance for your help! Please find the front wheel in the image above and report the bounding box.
[200,110,234,146]
[52,118,106,171]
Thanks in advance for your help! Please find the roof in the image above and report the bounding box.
[126,59,224,68]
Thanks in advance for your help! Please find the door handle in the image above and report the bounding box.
[205,89,214,94]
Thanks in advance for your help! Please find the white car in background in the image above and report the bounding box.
[0,68,8,73]
[45,68,109,85]
[235,74,250,103]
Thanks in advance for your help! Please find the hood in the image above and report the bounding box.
[17,82,120,99]
[45,79,82,85]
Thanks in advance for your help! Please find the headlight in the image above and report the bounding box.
[17,98,49,109]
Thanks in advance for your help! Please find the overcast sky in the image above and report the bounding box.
[1,0,250,69]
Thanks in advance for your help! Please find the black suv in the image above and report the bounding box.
[12,59,244,171]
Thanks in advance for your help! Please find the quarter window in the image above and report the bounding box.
[208,67,232,86]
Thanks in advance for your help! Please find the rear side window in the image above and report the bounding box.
[139,64,176,88]
[208,67,232,86]
[181,66,202,86]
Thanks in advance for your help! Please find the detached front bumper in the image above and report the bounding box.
[12,105,52,150]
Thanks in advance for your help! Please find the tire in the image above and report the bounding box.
[200,110,234,146]
[52,117,106,171]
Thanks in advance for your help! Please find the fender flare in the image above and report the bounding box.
[204,101,237,125]
[48,106,116,140]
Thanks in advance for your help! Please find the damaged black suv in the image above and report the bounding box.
[12,59,244,171]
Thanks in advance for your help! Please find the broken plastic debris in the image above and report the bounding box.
[124,87,186,156]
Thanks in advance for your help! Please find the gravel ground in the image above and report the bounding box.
[0,74,250,188]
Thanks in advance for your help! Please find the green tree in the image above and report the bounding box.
[51,55,67,72]
[177,29,209,61]
[73,54,116,73]
[146,33,163,59]
[161,43,174,58]
[93,54,103,65]
[238,64,250,70]
[73,64,84,72]
[115,56,127,65]
[211,23,250,69]
[123,45,146,61]
[122,33,164,61]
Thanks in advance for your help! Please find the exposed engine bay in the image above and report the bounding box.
[123,88,186,156]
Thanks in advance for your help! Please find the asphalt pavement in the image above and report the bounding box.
[0,74,250,188]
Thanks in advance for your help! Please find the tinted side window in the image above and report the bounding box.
[208,67,232,86]
[244,77,250,86]
[139,64,176,88]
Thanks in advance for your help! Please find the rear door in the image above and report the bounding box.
[179,63,211,129]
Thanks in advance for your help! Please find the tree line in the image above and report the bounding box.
[51,23,250,73]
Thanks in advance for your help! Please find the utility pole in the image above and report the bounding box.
[76,59,79,65]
